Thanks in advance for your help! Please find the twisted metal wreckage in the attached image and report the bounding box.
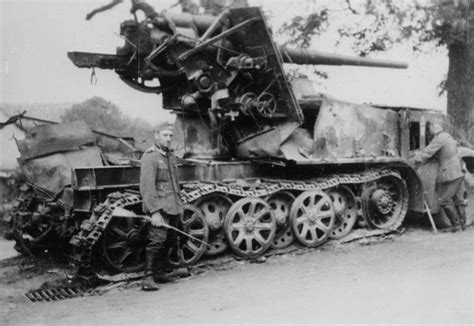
[4,0,474,280]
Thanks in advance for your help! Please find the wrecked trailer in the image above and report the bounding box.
[7,119,141,256]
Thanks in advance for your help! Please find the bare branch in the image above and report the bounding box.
[85,0,124,21]
[345,0,358,14]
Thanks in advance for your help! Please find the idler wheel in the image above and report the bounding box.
[167,204,209,267]
[101,211,147,273]
[224,197,276,258]
[290,190,336,247]
[194,194,233,256]
[327,186,358,239]
[361,175,408,230]
[266,191,295,249]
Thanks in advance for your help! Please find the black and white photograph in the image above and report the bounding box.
[1,0,473,324]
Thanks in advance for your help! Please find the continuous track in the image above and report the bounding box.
[69,168,408,274]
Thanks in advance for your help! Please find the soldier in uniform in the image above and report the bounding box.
[455,159,468,230]
[412,122,464,232]
[140,122,183,291]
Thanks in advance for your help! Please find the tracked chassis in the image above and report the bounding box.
[70,166,408,274]
[9,2,458,278]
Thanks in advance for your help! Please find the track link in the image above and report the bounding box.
[70,168,408,273]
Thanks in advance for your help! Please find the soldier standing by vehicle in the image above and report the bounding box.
[411,122,464,232]
[455,158,468,230]
[140,122,183,291]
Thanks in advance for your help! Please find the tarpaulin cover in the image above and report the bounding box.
[20,146,103,195]
[16,121,96,160]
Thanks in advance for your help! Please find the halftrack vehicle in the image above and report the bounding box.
[7,1,474,275]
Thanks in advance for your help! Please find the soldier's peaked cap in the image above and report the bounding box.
[155,122,174,133]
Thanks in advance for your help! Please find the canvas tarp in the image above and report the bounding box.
[20,146,103,195]
[16,121,96,160]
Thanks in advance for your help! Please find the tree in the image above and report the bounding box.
[278,0,474,145]
[62,97,128,135]
[61,96,154,140]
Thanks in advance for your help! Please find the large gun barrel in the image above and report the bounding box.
[69,7,407,71]
[68,47,408,70]
[280,47,407,69]
[160,13,408,69]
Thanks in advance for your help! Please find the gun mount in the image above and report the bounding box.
[68,4,407,160]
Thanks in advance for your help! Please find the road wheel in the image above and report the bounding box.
[290,190,335,247]
[167,204,209,267]
[224,197,276,258]
[194,194,232,256]
[267,191,295,249]
[327,186,358,239]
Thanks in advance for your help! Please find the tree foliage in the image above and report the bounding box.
[61,96,154,141]
[277,0,471,53]
[337,1,472,54]
[280,10,330,48]
[277,0,474,143]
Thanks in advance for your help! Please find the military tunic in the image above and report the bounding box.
[414,131,463,183]
[140,144,183,264]
[140,145,183,215]
[414,130,464,208]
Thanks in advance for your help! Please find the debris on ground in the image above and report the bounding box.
[1,227,410,303]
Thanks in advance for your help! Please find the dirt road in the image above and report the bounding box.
[2,227,473,324]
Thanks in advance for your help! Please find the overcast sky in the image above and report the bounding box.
[1,0,448,124]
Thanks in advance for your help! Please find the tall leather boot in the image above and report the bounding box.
[456,204,467,231]
[442,204,462,233]
[141,251,159,291]
[153,248,176,284]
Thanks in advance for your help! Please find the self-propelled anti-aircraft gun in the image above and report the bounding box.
[62,1,456,273]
